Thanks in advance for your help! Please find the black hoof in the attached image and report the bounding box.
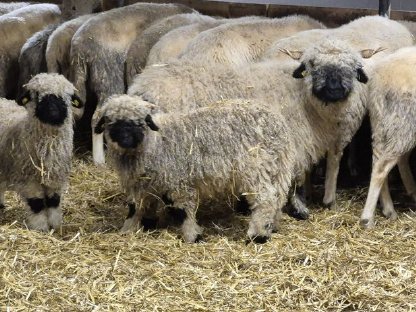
[234,196,251,216]
[252,236,269,244]
[287,209,309,220]
[195,234,203,243]
[141,217,158,231]
[0,204,5,210]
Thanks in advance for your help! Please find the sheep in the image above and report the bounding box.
[69,2,194,165]
[262,15,414,207]
[0,2,30,15]
[146,16,265,67]
[46,14,94,78]
[17,24,60,99]
[112,39,369,240]
[61,0,122,20]
[95,96,296,243]
[361,46,416,228]
[0,4,61,99]
[0,73,83,231]
[175,15,326,67]
[125,13,216,86]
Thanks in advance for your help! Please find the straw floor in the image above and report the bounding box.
[1,157,415,311]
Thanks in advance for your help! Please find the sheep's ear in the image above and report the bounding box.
[94,116,107,134]
[279,48,303,60]
[292,63,308,79]
[357,67,368,84]
[17,91,31,106]
[360,47,386,59]
[145,115,159,131]
[71,94,84,109]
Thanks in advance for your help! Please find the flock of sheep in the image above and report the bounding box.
[1,1,416,243]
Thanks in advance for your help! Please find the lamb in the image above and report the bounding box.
[0,4,61,99]
[95,96,295,243]
[103,39,369,241]
[46,14,94,78]
[0,73,83,231]
[175,15,326,67]
[262,15,414,207]
[125,13,216,86]
[0,2,30,15]
[360,46,416,228]
[146,16,264,67]
[69,2,194,165]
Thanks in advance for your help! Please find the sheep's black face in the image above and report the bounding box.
[108,120,143,149]
[35,94,68,126]
[311,65,354,103]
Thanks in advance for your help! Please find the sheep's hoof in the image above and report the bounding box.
[286,207,309,220]
[141,217,158,231]
[0,204,5,210]
[47,209,63,230]
[120,219,139,234]
[194,234,203,243]
[247,235,270,244]
[382,210,398,221]
[360,218,375,229]
[323,201,337,210]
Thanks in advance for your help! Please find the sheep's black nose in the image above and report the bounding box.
[109,120,143,149]
[327,77,342,90]
[35,94,68,126]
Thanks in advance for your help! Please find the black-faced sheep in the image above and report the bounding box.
[69,2,194,165]
[0,4,61,99]
[0,73,83,231]
[361,46,416,228]
[99,39,370,241]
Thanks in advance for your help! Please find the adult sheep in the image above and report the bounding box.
[125,13,216,86]
[101,39,370,241]
[0,4,61,99]
[0,2,30,15]
[361,46,416,228]
[0,73,83,231]
[262,15,414,208]
[46,14,95,78]
[175,15,325,67]
[69,2,194,164]
[146,16,264,67]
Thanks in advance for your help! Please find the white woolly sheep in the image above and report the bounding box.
[106,39,369,241]
[0,73,83,231]
[125,13,216,86]
[95,96,295,243]
[262,15,414,207]
[146,16,264,67]
[361,46,416,228]
[0,4,61,99]
[175,15,325,67]
[69,2,194,165]
[46,14,95,78]
[0,2,30,15]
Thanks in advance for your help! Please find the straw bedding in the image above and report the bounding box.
[1,157,415,311]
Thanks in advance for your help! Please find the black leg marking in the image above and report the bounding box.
[167,207,187,226]
[27,198,45,214]
[127,203,136,219]
[234,195,251,216]
[141,217,158,231]
[45,193,60,208]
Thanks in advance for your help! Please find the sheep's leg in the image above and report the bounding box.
[120,201,144,233]
[170,190,202,243]
[323,149,342,209]
[380,179,398,220]
[398,152,416,202]
[347,138,359,178]
[22,183,49,231]
[0,187,5,210]
[284,185,309,220]
[92,132,106,165]
[361,157,398,228]
[303,170,313,205]
[44,188,63,230]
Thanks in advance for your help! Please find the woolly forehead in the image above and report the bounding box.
[24,73,76,100]
[101,95,159,122]
[301,40,362,69]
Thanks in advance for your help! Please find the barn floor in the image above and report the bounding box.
[1,157,415,311]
